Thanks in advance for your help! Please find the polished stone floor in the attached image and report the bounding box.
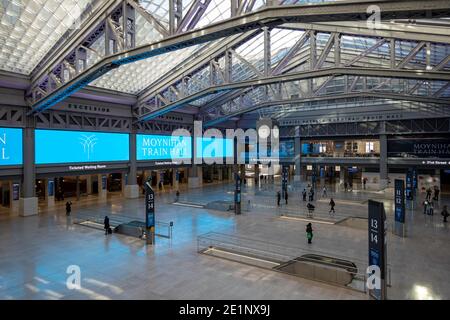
[0,179,449,300]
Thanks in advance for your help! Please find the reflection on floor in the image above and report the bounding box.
[0,180,449,300]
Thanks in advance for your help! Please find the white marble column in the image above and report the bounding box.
[98,174,107,200]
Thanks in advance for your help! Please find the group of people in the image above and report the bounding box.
[343,181,353,192]
[425,186,440,202]
[276,185,336,224]
[276,190,289,206]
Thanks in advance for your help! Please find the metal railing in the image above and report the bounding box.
[72,212,173,239]
[197,232,392,293]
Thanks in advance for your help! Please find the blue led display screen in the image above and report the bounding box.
[0,127,23,166]
[280,140,294,158]
[35,129,129,164]
[196,137,234,159]
[137,134,192,161]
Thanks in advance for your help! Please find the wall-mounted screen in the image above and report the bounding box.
[137,134,192,161]
[35,129,129,164]
[0,127,22,166]
[196,137,234,159]
[280,140,295,158]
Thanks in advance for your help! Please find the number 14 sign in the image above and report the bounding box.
[368,200,387,300]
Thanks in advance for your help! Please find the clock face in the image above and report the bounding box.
[272,125,279,138]
[258,125,270,139]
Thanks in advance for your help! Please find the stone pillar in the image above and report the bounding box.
[218,167,223,181]
[86,175,92,195]
[339,167,345,185]
[156,170,161,187]
[188,165,202,188]
[172,169,179,190]
[125,131,139,198]
[294,126,302,182]
[76,176,80,200]
[19,125,38,216]
[46,178,55,206]
[254,164,259,184]
[98,174,107,200]
[9,181,20,213]
[379,130,388,190]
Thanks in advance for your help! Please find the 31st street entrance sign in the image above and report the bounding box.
[145,177,155,244]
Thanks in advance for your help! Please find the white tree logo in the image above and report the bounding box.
[79,135,98,160]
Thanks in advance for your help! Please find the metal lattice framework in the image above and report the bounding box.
[134,25,450,125]
[24,0,450,116]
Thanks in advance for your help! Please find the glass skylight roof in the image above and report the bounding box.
[0,0,94,74]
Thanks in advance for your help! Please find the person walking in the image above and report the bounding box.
[433,187,440,201]
[302,189,307,202]
[426,188,432,201]
[322,186,327,198]
[306,223,313,244]
[363,178,367,190]
[175,190,180,202]
[344,181,348,192]
[104,216,110,235]
[310,188,315,201]
[65,201,72,216]
[277,191,281,207]
[329,198,336,215]
[307,202,315,217]
[441,205,449,223]
[284,190,288,205]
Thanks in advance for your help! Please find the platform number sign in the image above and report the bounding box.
[405,171,413,201]
[282,166,288,197]
[395,179,405,223]
[368,200,387,300]
[145,181,155,229]
[235,173,241,215]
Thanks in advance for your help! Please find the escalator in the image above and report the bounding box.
[275,254,358,286]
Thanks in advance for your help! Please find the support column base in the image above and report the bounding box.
[19,197,38,216]
[379,179,388,191]
[124,184,139,199]
[188,177,201,188]
[47,196,55,207]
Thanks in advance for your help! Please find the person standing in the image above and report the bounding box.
[329,198,336,215]
[277,191,281,207]
[363,178,367,190]
[306,223,313,244]
[65,201,72,216]
[104,216,110,235]
[175,190,180,202]
[441,205,449,223]
[284,190,288,205]
[310,188,315,201]
[344,181,348,192]
[302,189,307,202]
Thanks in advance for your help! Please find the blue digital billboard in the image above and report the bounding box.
[280,140,295,158]
[35,129,129,164]
[0,127,22,166]
[137,134,192,161]
[196,137,234,159]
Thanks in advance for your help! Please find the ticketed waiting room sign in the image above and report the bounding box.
[35,129,129,164]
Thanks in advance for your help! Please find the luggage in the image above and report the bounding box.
[107,227,113,234]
